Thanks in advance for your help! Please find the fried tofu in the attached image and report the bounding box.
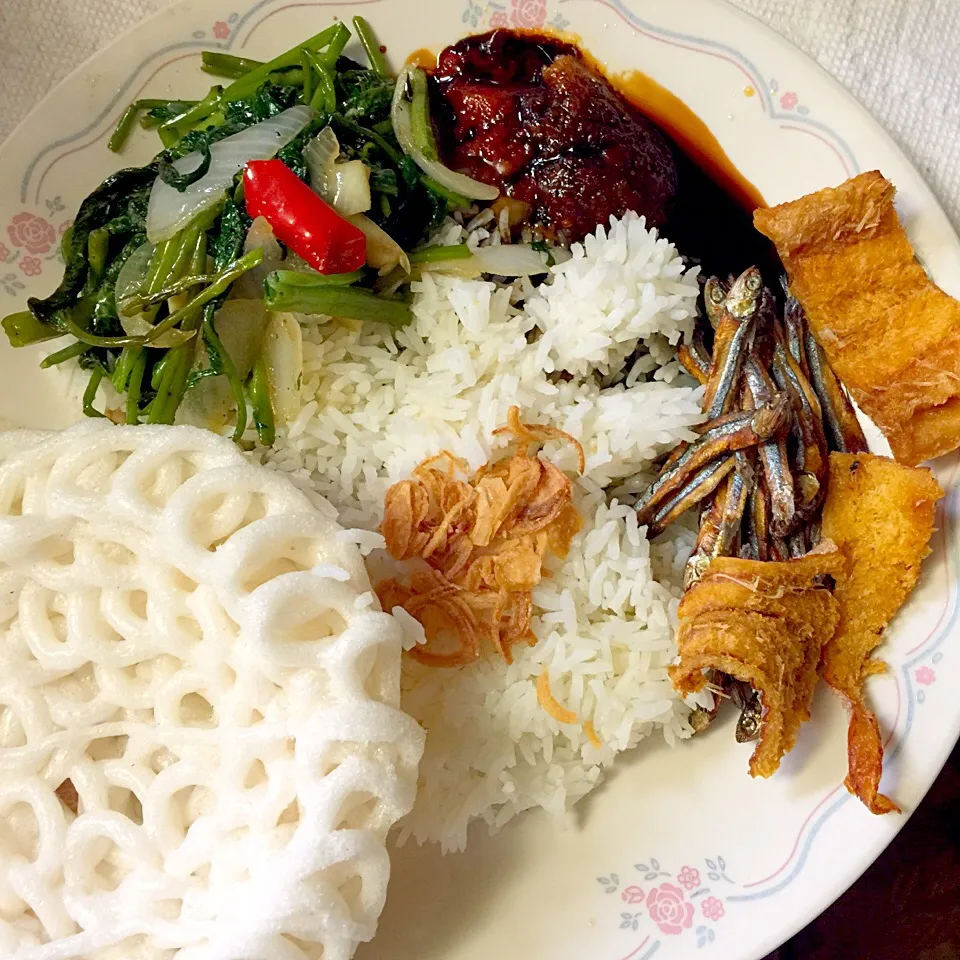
[754,171,960,466]
[671,550,845,778]
[820,452,942,812]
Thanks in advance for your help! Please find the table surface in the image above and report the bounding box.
[1,2,959,958]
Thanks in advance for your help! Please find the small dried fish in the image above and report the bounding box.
[716,452,755,556]
[805,330,869,454]
[744,358,796,537]
[725,266,764,319]
[636,401,789,525]
[703,276,729,329]
[781,284,810,377]
[702,268,764,418]
[683,454,755,589]
[731,682,762,742]
[647,455,737,536]
[772,343,828,518]
[678,342,710,384]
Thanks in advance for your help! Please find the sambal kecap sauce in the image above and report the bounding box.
[430,29,779,279]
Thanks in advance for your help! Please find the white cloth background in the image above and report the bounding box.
[0,0,958,233]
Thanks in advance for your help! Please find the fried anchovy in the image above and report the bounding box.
[772,343,828,518]
[804,329,869,454]
[636,401,788,524]
[716,452,755,555]
[788,528,808,558]
[684,488,727,590]
[732,682,762,742]
[683,453,755,588]
[702,268,763,418]
[781,284,810,377]
[689,669,733,734]
[678,342,710,384]
[744,357,796,537]
[647,455,736,536]
[704,276,729,329]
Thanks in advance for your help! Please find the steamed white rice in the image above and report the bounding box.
[264,212,712,850]
[59,212,711,850]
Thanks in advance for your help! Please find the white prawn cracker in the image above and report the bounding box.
[0,422,424,960]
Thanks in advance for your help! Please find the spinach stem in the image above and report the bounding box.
[125,349,147,424]
[223,24,342,102]
[201,52,265,79]
[264,275,411,327]
[300,49,315,105]
[408,68,439,162]
[352,16,390,77]
[40,340,88,369]
[303,49,337,115]
[248,357,276,446]
[82,368,106,418]
[2,311,62,348]
[108,104,140,153]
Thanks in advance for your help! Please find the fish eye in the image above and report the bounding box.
[709,285,725,303]
[746,275,762,292]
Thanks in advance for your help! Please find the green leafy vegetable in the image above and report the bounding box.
[156,144,213,191]
[264,271,411,327]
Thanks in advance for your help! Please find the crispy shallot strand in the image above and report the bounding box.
[379,411,581,668]
[583,719,602,748]
[536,670,578,724]
[495,404,586,474]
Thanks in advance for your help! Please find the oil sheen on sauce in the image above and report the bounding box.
[428,30,778,279]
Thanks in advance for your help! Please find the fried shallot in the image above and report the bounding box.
[377,406,583,667]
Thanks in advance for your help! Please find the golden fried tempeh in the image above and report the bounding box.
[754,170,960,466]
[820,452,943,813]
[670,550,845,778]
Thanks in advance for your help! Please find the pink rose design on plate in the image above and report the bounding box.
[779,91,799,110]
[8,213,56,255]
[646,882,694,936]
[509,0,547,28]
[702,896,725,921]
[20,256,42,277]
[915,665,936,685]
[676,865,700,890]
[490,10,509,27]
[621,885,645,904]
[212,20,230,40]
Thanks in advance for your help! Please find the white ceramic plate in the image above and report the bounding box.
[1,1,959,958]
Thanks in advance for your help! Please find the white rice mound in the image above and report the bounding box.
[266,212,711,851]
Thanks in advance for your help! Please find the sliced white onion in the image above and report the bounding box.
[472,244,550,275]
[114,240,192,347]
[391,66,499,202]
[348,214,410,275]
[330,161,371,216]
[214,298,268,379]
[304,126,340,197]
[423,243,549,278]
[146,105,315,244]
[261,311,303,426]
[114,240,154,312]
[232,216,284,299]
